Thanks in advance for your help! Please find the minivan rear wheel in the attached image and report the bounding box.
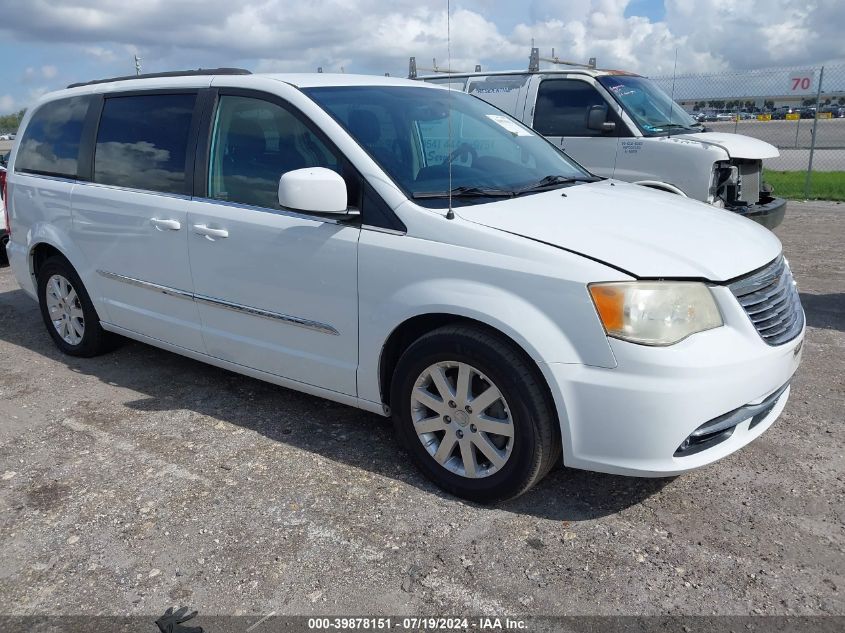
[37,256,116,357]
[391,325,560,503]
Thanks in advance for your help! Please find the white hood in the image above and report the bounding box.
[672,131,779,160]
[456,180,782,281]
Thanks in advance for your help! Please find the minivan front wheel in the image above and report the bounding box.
[37,256,115,357]
[392,325,560,503]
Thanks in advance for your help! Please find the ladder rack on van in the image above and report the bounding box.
[409,47,597,79]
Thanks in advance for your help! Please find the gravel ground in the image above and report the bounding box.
[0,201,842,619]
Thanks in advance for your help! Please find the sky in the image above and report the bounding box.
[0,0,843,113]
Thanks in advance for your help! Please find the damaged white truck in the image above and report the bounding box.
[415,50,786,229]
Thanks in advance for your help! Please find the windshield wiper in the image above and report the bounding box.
[513,174,597,195]
[413,186,514,199]
[649,123,698,132]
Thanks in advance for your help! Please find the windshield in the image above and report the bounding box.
[598,75,699,136]
[303,85,591,206]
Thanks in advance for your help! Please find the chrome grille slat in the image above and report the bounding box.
[729,257,804,346]
[737,273,792,309]
[754,311,792,332]
[765,307,800,338]
[751,303,793,327]
[757,315,790,333]
[755,300,797,329]
[746,293,790,318]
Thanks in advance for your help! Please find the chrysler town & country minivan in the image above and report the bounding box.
[4,70,804,502]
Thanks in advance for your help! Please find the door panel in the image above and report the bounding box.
[186,92,360,395]
[70,92,203,350]
[187,201,360,394]
[558,137,618,177]
[530,77,621,177]
[72,185,203,350]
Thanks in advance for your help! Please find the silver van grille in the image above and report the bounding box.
[729,257,804,346]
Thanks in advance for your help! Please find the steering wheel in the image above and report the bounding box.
[442,142,478,166]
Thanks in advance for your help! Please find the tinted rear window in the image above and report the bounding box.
[15,96,90,178]
[94,93,196,195]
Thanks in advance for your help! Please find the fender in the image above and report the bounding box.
[356,274,620,408]
[23,221,113,322]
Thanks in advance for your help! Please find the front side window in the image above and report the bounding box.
[94,93,196,195]
[208,95,340,210]
[533,79,621,137]
[16,96,90,178]
[304,85,589,206]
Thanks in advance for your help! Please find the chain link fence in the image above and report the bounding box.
[651,64,845,198]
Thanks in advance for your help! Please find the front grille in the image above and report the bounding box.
[729,256,804,346]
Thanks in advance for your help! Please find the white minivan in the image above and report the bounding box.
[4,70,804,502]
[420,63,786,229]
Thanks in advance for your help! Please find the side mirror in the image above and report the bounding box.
[278,167,349,215]
[586,104,616,133]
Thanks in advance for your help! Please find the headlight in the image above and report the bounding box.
[589,282,723,346]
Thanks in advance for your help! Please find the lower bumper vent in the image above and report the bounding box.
[675,382,789,457]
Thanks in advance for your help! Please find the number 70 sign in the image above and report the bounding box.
[789,71,816,93]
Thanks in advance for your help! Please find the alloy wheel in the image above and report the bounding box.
[45,274,85,345]
[410,361,514,478]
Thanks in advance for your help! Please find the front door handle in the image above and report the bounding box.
[193,224,229,239]
[151,218,182,231]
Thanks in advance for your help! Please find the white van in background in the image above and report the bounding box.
[417,51,787,229]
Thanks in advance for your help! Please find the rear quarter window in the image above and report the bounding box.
[15,96,91,178]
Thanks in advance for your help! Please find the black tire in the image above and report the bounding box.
[391,324,561,503]
[37,255,117,357]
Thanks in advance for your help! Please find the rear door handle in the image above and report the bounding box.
[150,218,181,231]
[193,224,229,239]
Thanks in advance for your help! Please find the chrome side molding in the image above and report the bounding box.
[97,270,193,300]
[96,270,339,336]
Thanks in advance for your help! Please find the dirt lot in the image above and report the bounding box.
[0,202,843,619]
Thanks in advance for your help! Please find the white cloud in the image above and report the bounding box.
[21,64,60,84]
[0,0,842,85]
[0,95,16,112]
[83,46,117,61]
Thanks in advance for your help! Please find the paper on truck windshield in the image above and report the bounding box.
[485,114,533,136]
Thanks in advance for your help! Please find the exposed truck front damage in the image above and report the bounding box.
[695,128,786,229]
[710,159,787,229]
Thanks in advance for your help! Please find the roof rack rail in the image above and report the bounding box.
[67,67,252,89]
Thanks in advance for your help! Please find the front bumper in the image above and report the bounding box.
[726,195,786,230]
[543,286,804,477]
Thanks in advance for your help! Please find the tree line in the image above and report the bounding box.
[0,109,26,133]
[691,97,845,111]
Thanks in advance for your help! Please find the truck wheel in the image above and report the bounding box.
[37,256,116,357]
[391,324,561,503]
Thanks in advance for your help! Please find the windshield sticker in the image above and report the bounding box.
[485,114,533,136]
